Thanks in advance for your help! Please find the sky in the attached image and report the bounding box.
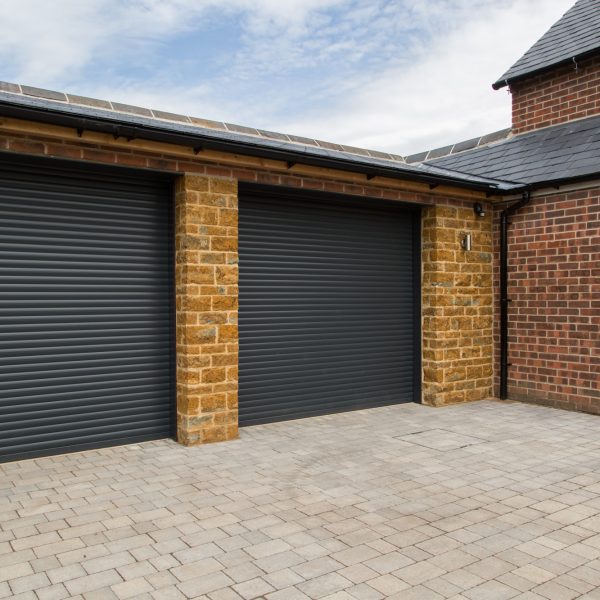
[0,0,575,155]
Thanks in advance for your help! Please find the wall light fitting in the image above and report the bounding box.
[461,233,472,251]
[473,202,486,217]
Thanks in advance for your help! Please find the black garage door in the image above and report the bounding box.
[0,156,174,462]
[239,185,420,425]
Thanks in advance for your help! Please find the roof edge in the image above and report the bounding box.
[492,48,600,90]
[0,80,407,165]
[0,91,523,194]
[406,128,512,164]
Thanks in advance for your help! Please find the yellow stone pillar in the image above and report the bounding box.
[421,204,494,406]
[174,174,239,444]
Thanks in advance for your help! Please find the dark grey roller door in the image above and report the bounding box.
[0,155,174,462]
[239,185,420,426]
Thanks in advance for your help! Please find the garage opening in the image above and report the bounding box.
[239,185,420,426]
[0,155,175,462]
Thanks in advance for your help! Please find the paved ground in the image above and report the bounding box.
[3,401,600,600]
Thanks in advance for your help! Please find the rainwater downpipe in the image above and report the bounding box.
[500,189,531,400]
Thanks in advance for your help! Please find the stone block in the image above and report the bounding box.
[176,174,239,446]
[422,201,493,408]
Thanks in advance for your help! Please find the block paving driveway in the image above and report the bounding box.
[3,400,600,600]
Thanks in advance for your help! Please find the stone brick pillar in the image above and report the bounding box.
[422,204,493,406]
[175,174,239,445]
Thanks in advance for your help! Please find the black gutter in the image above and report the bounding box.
[0,96,513,194]
[499,190,531,400]
[526,172,600,193]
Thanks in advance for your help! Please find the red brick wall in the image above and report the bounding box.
[493,189,600,413]
[511,55,600,134]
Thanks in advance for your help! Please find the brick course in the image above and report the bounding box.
[511,54,600,134]
[493,189,600,413]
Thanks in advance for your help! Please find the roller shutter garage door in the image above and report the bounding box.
[239,185,420,425]
[0,156,174,462]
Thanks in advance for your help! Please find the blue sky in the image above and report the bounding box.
[0,0,574,154]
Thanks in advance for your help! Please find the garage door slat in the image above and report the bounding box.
[239,189,419,426]
[0,382,172,406]
[0,156,174,462]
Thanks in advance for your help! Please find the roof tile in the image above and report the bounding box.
[67,94,112,110]
[339,144,372,157]
[452,137,480,154]
[111,102,153,117]
[480,128,512,145]
[427,115,600,185]
[366,149,397,161]
[0,82,20,94]
[405,151,429,164]
[224,122,260,136]
[287,134,319,147]
[256,129,290,142]
[152,110,191,123]
[494,0,600,88]
[315,139,344,152]
[427,144,455,159]
[388,153,406,163]
[21,85,66,102]
[189,116,225,130]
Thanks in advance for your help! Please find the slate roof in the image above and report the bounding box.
[405,129,511,164]
[0,81,520,193]
[426,114,600,185]
[493,0,600,89]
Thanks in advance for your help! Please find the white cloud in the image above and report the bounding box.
[0,0,347,84]
[264,0,575,154]
[0,0,576,155]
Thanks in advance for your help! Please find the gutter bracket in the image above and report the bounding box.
[76,120,86,137]
[113,126,137,142]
